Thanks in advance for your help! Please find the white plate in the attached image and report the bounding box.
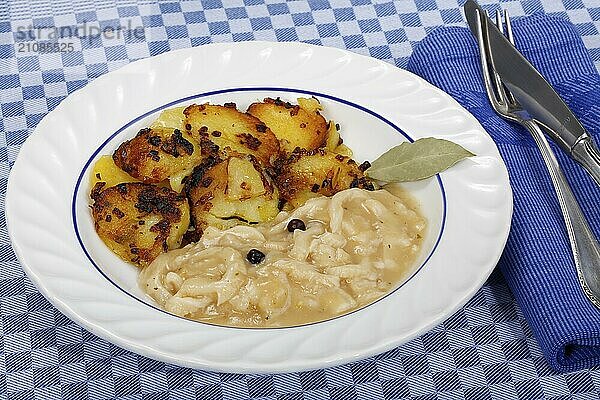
[6,41,512,373]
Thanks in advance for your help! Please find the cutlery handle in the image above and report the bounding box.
[523,119,600,307]
[572,136,600,187]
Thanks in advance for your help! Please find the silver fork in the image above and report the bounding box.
[475,9,600,307]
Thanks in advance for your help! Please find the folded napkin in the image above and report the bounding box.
[407,14,600,372]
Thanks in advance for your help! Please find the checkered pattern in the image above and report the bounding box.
[1,0,600,399]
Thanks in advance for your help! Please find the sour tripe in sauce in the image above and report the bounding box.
[139,186,425,327]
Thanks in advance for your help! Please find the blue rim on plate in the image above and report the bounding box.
[71,87,448,330]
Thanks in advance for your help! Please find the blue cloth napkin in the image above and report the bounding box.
[407,14,600,372]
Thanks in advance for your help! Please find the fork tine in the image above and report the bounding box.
[495,10,504,34]
[487,10,510,105]
[474,9,502,111]
[504,9,515,45]
[500,9,517,104]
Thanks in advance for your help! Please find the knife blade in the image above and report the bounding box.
[463,0,600,185]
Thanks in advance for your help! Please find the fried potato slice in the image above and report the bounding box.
[91,155,138,189]
[150,106,187,130]
[247,97,328,153]
[275,149,374,208]
[112,127,202,186]
[184,103,280,167]
[323,120,341,152]
[91,182,190,267]
[323,121,354,157]
[186,154,279,230]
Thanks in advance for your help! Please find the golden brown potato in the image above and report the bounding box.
[186,154,280,230]
[112,127,202,186]
[91,155,138,189]
[275,149,374,208]
[247,97,328,153]
[150,106,187,130]
[91,182,190,267]
[323,120,341,152]
[183,103,280,167]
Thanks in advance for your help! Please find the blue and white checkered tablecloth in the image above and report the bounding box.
[2,1,600,399]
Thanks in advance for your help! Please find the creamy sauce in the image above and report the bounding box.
[139,187,426,327]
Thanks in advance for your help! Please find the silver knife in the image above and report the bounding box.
[464,0,600,186]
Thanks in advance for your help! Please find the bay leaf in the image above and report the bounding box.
[365,137,475,182]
